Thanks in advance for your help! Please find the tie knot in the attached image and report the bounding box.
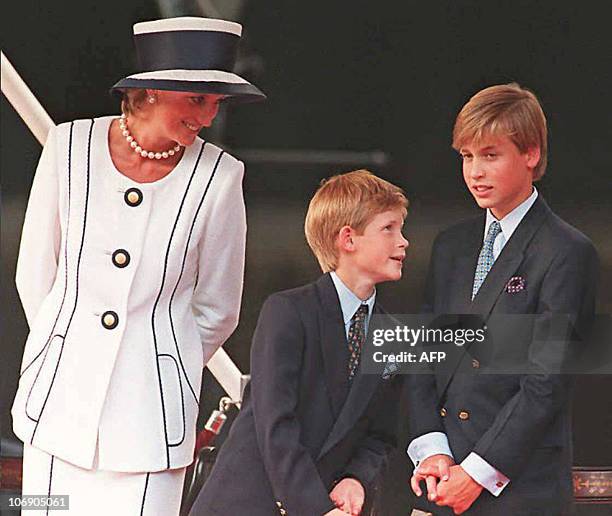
[485,221,502,243]
[352,304,369,323]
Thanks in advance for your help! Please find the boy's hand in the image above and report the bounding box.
[329,477,365,515]
[324,510,351,516]
[435,465,483,514]
[410,454,455,501]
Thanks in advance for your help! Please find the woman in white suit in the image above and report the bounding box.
[11,16,265,516]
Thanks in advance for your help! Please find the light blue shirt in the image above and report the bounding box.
[407,189,539,496]
[330,271,376,338]
[485,187,539,260]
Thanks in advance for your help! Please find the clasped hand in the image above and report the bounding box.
[410,454,483,514]
[326,477,365,516]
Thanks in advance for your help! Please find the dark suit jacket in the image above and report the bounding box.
[190,274,400,516]
[407,196,599,515]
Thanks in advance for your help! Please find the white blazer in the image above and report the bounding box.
[12,116,246,472]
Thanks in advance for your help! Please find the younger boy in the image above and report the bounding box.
[407,83,599,515]
[190,170,408,516]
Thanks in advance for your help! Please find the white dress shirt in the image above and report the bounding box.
[407,187,539,496]
[12,117,246,472]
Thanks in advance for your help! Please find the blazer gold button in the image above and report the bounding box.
[101,310,119,329]
[472,359,480,369]
[458,410,470,420]
[440,407,447,417]
[124,188,143,207]
[112,249,130,268]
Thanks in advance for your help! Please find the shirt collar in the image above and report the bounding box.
[485,186,538,241]
[329,271,376,324]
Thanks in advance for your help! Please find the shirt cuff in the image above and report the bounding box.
[461,452,510,496]
[407,432,454,470]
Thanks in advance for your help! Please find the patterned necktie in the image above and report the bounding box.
[348,304,369,380]
[472,220,502,300]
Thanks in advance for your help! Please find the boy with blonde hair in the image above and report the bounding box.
[407,83,599,514]
[191,170,408,516]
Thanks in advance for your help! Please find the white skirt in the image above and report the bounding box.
[21,444,186,516]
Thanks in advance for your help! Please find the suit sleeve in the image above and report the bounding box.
[251,294,336,516]
[16,125,61,327]
[192,157,246,366]
[472,240,599,478]
[341,374,402,493]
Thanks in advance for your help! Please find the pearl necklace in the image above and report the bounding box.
[119,114,181,160]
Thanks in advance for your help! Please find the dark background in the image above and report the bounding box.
[2,1,611,513]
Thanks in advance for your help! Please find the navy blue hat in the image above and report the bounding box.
[111,17,266,103]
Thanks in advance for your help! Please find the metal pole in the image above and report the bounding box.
[1,52,55,145]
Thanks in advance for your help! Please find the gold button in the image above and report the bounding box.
[276,502,282,508]
[124,188,143,207]
[458,410,470,421]
[101,310,118,329]
[440,407,447,417]
[279,510,287,516]
[472,359,480,369]
[112,249,130,268]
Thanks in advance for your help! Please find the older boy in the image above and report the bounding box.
[190,170,408,516]
[407,83,598,514]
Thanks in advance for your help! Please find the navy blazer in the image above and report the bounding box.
[190,274,400,516]
[407,196,599,515]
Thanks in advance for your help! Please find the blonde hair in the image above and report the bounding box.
[304,170,408,272]
[452,83,548,180]
[120,88,148,115]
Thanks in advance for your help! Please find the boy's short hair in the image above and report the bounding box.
[452,83,548,180]
[305,170,408,273]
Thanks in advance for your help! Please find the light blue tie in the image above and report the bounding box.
[472,221,502,300]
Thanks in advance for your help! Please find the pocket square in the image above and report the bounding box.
[382,361,399,380]
[505,275,526,293]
